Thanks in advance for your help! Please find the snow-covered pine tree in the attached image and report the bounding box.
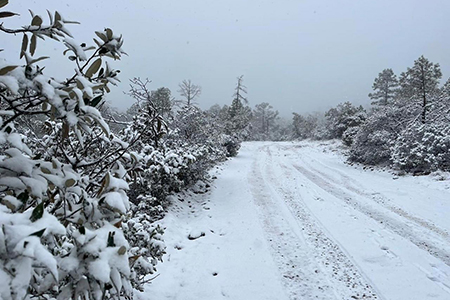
[226,75,252,136]
[399,56,442,123]
[250,102,279,140]
[369,68,398,106]
[324,102,366,140]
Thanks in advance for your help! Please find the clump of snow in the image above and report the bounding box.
[64,37,87,61]
[0,75,19,94]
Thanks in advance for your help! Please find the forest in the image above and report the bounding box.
[0,1,449,300]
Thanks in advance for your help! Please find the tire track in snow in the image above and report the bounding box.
[287,160,450,267]
[249,145,381,300]
[294,150,450,242]
[249,149,336,300]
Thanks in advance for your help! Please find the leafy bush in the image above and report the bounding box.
[0,4,164,299]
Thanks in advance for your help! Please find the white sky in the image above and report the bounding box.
[2,0,450,116]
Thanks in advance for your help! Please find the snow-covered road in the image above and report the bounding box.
[141,141,450,300]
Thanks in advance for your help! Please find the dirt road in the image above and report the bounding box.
[146,141,450,300]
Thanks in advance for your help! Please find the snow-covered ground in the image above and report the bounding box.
[138,141,450,300]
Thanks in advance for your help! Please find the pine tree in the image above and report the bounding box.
[226,75,252,135]
[151,87,173,118]
[252,102,279,138]
[399,56,442,123]
[369,68,398,106]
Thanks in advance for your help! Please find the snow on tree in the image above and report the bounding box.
[391,122,450,173]
[225,75,252,136]
[250,102,279,140]
[126,78,174,120]
[399,56,442,123]
[151,87,173,119]
[369,68,398,106]
[177,79,201,107]
[349,57,449,172]
[349,105,405,165]
[292,113,319,140]
[324,102,366,140]
[0,3,162,299]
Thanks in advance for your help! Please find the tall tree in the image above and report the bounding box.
[253,102,279,137]
[399,56,442,123]
[178,79,202,106]
[226,75,252,135]
[369,68,398,106]
[231,75,248,107]
[151,87,173,118]
[292,113,319,139]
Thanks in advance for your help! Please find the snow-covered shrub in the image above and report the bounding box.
[341,126,359,146]
[223,136,240,157]
[325,102,366,139]
[0,5,158,299]
[391,123,450,173]
[122,101,231,217]
[141,146,197,200]
[349,103,413,165]
[350,127,394,165]
[124,197,165,291]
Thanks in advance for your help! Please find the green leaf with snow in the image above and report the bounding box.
[95,31,107,42]
[85,57,102,78]
[30,202,44,222]
[106,28,113,40]
[65,178,76,187]
[30,228,46,237]
[89,95,102,107]
[0,65,17,75]
[29,56,49,65]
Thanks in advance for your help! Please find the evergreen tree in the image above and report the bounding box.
[369,68,398,106]
[292,113,319,140]
[151,87,173,119]
[251,102,278,139]
[399,56,442,123]
[226,75,252,135]
[325,102,366,139]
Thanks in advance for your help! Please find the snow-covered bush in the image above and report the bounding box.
[348,100,415,166]
[124,198,165,291]
[123,87,236,223]
[391,123,450,173]
[0,4,162,299]
[223,135,240,157]
[325,102,366,139]
[350,126,395,165]
[341,126,359,146]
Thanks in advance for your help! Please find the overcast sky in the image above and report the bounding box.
[3,0,450,116]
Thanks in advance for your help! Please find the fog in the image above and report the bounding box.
[3,0,450,116]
